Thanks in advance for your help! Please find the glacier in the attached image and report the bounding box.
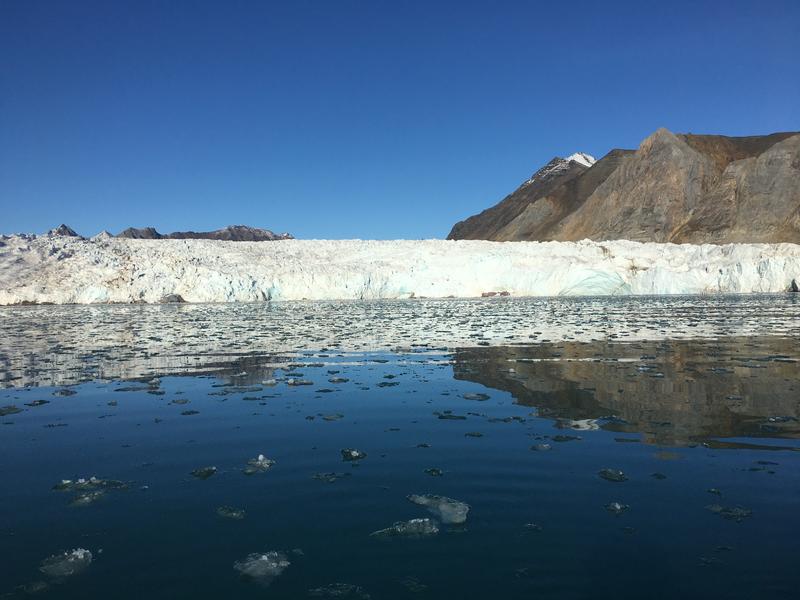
[0,235,798,305]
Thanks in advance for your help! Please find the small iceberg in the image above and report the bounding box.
[598,468,628,482]
[341,448,367,461]
[217,506,246,520]
[605,501,629,515]
[190,466,217,480]
[308,582,372,598]
[370,518,439,539]
[69,490,106,507]
[313,472,351,483]
[233,551,290,586]
[244,454,276,475]
[407,494,470,524]
[706,504,752,522]
[53,476,127,492]
[463,392,490,401]
[39,548,92,579]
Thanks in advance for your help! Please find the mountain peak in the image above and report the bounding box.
[565,152,596,167]
[47,224,82,238]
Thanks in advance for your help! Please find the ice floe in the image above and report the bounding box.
[233,551,290,586]
[370,518,440,538]
[39,548,92,579]
[407,494,470,524]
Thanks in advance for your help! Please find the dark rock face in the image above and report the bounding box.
[448,157,590,241]
[47,224,82,238]
[448,129,800,243]
[116,225,293,241]
[117,227,162,239]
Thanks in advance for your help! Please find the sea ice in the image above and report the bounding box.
[598,468,628,482]
[243,454,276,475]
[370,518,439,538]
[341,448,367,461]
[233,551,290,586]
[407,494,470,524]
[39,548,92,578]
[308,582,372,598]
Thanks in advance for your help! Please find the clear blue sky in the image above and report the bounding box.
[1,1,798,239]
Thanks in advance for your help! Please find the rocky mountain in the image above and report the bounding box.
[116,225,293,241]
[47,224,82,238]
[448,129,800,243]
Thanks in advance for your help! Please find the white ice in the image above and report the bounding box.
[0,236,799,304]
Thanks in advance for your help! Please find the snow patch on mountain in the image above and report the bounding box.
[565,152,596,167]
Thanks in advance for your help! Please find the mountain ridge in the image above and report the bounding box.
[448,129,800,243]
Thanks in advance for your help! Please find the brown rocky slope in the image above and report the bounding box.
[448,129,800,243]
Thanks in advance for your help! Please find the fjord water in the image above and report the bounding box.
[1,297,799,599]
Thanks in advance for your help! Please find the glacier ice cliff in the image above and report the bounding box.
[0,236,798,304]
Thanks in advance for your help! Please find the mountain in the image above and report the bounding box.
[116,225,293,241]
[448,129,800,243]
[47,224,83,238]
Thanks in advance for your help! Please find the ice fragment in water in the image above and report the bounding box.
[39,548,92,578]
[190,466,217,479]
[407,494,470,524]
[598,468,628,482]
[244,454,276,475]
[606,501,629,515]
[313,472,351,483]
[308,582,372,598]
[341,448,367,461]
[233,551,290,586]
[370,518,439,538]
[705,504,752,522]
[463,393,490,401]
[217,506,246,520]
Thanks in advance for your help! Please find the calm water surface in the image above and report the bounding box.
[1,297,799,599]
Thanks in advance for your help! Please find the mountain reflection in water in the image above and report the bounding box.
[452,338,800,447]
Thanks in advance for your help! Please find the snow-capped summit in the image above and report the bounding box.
[565,152,596,167]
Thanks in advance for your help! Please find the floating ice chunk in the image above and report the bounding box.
[705,504,752,522]
[463,393,490,401]
[69,490,106,507]
[233,551,290,586]
[606,501,629,515]
[287,378,313,386]
[598,468,628,482]
[313,472,351,483]
[16,580,50,594]
[217,506,246,520]
[244,454,276,475]
[54,476,127,507]
[370,518,439,539]
[190,466,217,479]
[308,582,372,598]
[407,494,470,524]
[39,548,92,578]
[341,448,367,461]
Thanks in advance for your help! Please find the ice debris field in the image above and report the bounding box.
[1,236,799,304]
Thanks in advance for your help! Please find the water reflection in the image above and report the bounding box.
[2,295,799,387]
[453,338,800,445]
